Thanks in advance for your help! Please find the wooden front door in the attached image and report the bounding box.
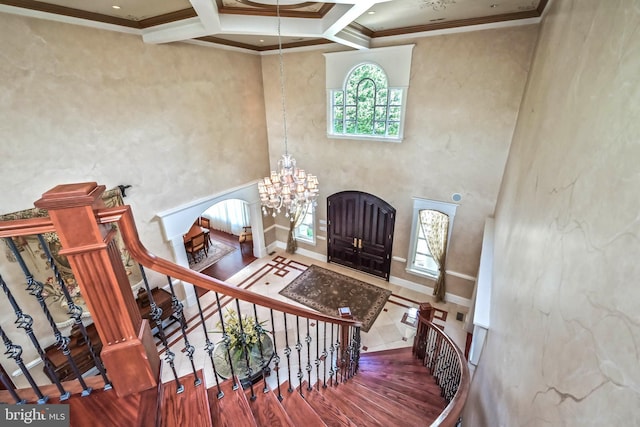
[327,191,395,280]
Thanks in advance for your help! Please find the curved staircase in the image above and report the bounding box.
[161,347,447,427]
[0,183,468,427]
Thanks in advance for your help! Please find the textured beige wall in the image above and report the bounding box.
[261,25,538,299]
[0,13,269,375]
[0,14,270,260]
[464,0,640,425]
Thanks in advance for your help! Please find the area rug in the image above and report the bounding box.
[188,240,236,272]
[279,264,391,332]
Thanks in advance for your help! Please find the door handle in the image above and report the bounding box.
[353,237,357,247]
[358,238,363,249]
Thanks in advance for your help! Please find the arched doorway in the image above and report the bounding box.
[156,181,266,306]
[327,191,396,280]
[196,199,256,282]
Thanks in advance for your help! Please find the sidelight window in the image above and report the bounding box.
[407,198,457,279]
[294,209,315,244]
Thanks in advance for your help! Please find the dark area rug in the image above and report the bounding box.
[279,264,392,332]
[188,239,236,272]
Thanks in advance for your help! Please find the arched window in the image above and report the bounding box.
[325,45,413,143]
[330,63,403,138]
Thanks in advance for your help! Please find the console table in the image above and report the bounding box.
[136,287,179,335]
[43,323,103,383]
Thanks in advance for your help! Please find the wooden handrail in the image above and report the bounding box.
[0,205,361,330]
[425,319,470,427]
[96,205,361,329]
[0,216,56,237]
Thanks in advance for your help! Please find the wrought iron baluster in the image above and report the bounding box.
[251,304,268,394]
[283,313,293,393]
[425,327,438,371]
[37,235,111,392]
[339,328,346,384]
[214,292,238,391]
[5,237,94,397]
[166,276,200,387]
[294,316,303,396]
[0,325,47,403]
[314,318,320,391]
[234,299,256,401]
[440,345,452,398]
[350,326,361,378]
[269,309,283,401]
[333,328,341,386]
[0,364,26,404]
[322,321,328,389]
[138,266,182,393]
[328,323,335,387]
[195,289,222,399]
[305,318,312,391]
[0,270,68,400]
[354,326,361,376]
[449,362,461,402]
[346,326,354,379]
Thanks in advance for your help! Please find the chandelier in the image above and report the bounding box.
[258,0,319,220]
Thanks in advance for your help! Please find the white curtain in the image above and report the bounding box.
[419,209,449,303]
[203,199,250,236]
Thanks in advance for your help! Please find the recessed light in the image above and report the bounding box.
[259,39,264,43]
[112,5,121,9]
[490,3,499,7]
[368,11,375,15]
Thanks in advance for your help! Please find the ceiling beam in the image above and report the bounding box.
[190,0,221,33]
[141,0,387,48]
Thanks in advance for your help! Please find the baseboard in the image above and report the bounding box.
[273,241,327,262]
[389,275,472,307]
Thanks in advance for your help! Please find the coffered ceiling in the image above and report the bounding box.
[0,0,548,52]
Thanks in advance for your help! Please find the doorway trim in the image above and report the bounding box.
[156,180,266,306]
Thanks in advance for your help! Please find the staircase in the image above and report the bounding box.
[160,347,447,427]
[0,183,468,427]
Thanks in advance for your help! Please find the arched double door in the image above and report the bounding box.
[327,191,396,280]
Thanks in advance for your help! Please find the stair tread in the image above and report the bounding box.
[340,378,439,426]
[350,375,446,414]
[358,358,431,370]
[357,368,442,392]
[303,381,383,427]
[280,381,327,427]
[321,379,419,426]
[209,378,257,427]
[358,347,414,358]
[245,381,296,427]
[161,370,211,427]
[1,375,109,404]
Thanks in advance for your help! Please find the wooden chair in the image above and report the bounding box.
[199,217,211,229]
[238,226,253,255]
[185,232,207,262]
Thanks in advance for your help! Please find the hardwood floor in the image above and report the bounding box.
[197,229,257,296]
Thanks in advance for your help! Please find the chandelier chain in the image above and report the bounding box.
[277,0,288,155]
[257,0,319,220]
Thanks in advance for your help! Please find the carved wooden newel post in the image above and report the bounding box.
[35,183,160,397]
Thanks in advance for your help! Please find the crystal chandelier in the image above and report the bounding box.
[258,0,319,220]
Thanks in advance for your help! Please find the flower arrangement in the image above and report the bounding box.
[216,309,269,357]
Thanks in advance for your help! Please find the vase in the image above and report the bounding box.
[213,334,274,389]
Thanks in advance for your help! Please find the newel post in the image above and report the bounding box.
[34,182,160,397]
